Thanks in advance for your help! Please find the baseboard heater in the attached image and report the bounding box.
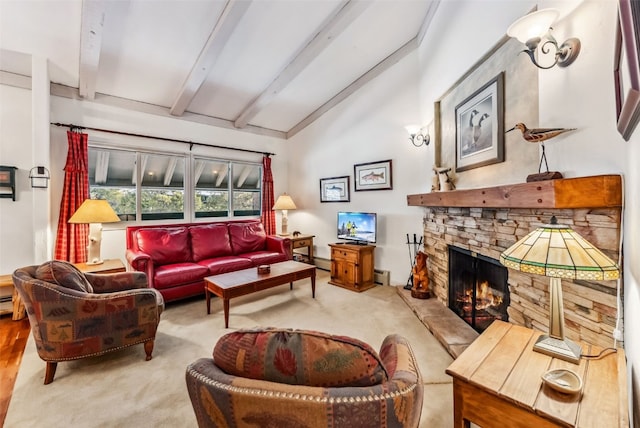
[313,257,390,286]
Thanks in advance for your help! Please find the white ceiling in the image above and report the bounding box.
[0,0,437,139]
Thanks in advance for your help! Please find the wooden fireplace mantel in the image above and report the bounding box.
[406,174,622,209]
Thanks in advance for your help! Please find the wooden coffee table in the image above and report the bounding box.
[204,260,316,328]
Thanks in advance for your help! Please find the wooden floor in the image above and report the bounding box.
[0,314,30,427]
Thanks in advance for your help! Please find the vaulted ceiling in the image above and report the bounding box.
[0,0,438,139]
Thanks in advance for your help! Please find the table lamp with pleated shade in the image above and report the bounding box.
[69,199,120,265]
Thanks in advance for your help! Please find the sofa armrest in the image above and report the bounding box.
[266,235,292,259]
[379,334,422,385]
[125,249,156,287]
[85,271,149,293]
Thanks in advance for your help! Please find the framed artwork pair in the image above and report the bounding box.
[319,159,392,202]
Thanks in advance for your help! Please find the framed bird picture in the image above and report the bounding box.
[454,72,505,172]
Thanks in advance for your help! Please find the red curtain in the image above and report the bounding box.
[54,130,89,263]
[261,155,276,235]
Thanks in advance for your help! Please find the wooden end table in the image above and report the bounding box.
[446,320,629,427]
[204,260,316,328]
[289,234,314,263]
[74,258,126,274]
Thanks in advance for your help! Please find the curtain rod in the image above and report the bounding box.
[50,122,275,157]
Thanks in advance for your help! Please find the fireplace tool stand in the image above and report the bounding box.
[404,233,423,290]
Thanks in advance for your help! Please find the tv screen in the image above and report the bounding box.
[337,211,377,244]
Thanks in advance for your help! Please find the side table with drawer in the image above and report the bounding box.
[289,234,315,264]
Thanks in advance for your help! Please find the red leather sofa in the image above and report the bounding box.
[125,220,291,302]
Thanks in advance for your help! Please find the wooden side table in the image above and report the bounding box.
[0,273,26,320]
[289,234,314,264]
[74,258,126,274]
[446,320,629,427]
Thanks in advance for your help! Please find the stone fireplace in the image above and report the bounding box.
[448,245,509,332]
[407,175,623,348]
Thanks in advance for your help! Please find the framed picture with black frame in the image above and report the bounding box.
[454,72,505,172]
[353,159,392,191]
[319,176,350,202]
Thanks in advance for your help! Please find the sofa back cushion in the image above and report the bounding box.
[190,223,232,262]
[136,227,191,265]
[213,328,389,387]
[228,222,267,254]
[35,260,93,293]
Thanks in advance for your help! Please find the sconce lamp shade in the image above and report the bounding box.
[507,9,559,43]
[500,216,619,363]
[68,199,121,224]
[272,194,297,211]
[68,199,120,265]
[405,125,422,136]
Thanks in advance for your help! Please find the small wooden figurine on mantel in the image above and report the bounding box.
[434,166,455,191]
[411,251,431,299]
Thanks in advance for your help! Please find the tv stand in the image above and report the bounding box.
[328,243,375,292]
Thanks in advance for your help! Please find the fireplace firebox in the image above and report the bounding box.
[448,246,509,332]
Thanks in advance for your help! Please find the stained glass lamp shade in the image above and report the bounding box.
[500,216,619,363]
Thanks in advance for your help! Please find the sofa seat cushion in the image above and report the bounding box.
[198,256,254,276]
[213,328,389,388]
[228,222,267,255]
[153,263,209,290]
[35,260,93,293]
[136,227,192,265]
[241,251,288,266]
[190,223,233,262]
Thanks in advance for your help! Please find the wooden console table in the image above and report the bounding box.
[446,320,628,427]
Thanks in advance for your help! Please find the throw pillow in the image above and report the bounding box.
[213,327,389,387]
[228,222,267,254]
[35,260,93,293]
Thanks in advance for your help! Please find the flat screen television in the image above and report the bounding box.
[337,211,377,244]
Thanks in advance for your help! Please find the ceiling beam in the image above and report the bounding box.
[416,0,441,46]
[170,0,252,116]
[79,0,107,100]
[287,37,418,138]
[50,83,287,139]
[233,0,371,129]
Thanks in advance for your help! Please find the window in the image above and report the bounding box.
[232,162,261,216]
[194,159,229,218]
[88,146,261,222]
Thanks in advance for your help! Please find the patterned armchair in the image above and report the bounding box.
[185,328,423,428]
[12,260,164,384]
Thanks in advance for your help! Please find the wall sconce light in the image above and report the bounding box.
[29,166,50,188]
[405,125,430,147]
[507,8,581,69]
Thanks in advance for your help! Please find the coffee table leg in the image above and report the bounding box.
[290,281,293,290]
[206,289,211,314]
[223,298,230,328]
[311,271,316,298]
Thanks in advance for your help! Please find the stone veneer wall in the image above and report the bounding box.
[422,207,622,348]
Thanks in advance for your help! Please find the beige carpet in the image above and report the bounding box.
[5,270,454,427]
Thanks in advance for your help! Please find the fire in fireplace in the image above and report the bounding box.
[448,246,509,332]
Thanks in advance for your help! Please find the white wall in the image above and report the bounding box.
[287,50,427,285]
[0,84,36,272]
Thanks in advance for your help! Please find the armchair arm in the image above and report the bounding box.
[266,235,292,259]
[85,271,149,293]
[125,249,156,288]
[186,356,423,428]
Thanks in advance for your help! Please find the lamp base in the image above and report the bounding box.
[84,259,104,266]
[533,334,582,364]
